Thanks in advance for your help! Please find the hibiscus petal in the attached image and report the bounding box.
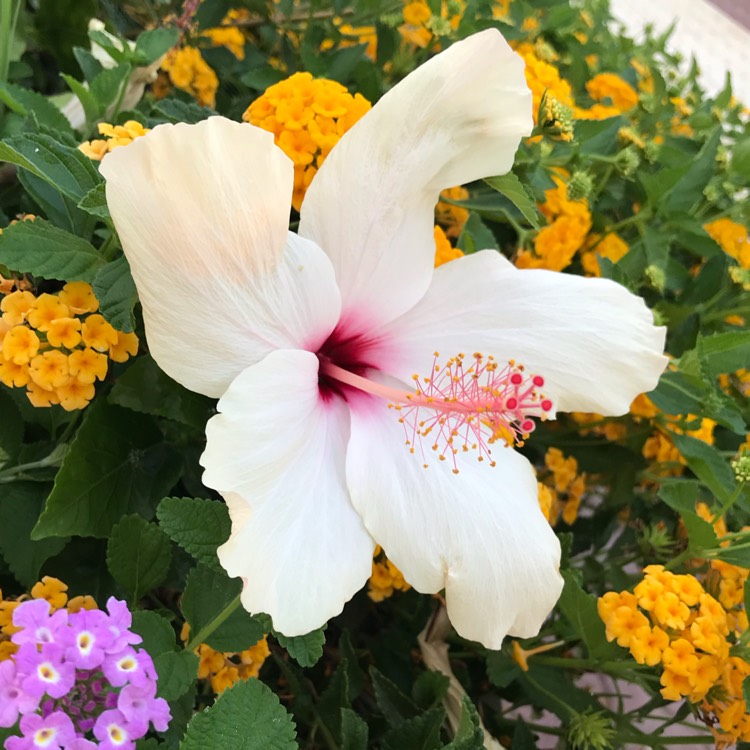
[202,349,375,635]
[299,29,531,330]
[345,402,563,649]
[101,117,341,397]
[378,251,667,415]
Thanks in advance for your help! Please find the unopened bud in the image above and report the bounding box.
[566,171,594,202]
[568,709,616,750]
[537,91,574,142]
[645,264,666,291]
[732,454,750,483]
[616,146,641,177]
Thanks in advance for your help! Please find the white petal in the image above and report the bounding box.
[378,251,668,416]
[101,117,341,397]
[345,402,562,648]
[299,29,532,330]
[202,349,374,635]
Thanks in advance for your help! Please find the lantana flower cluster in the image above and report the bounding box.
[243,72,372,211]
[597,551,750,746]
[367,547,411,603]
[536,447,587,527]
[79,122,150,162]
[0,281,137,410]
[0,597,170,750]
[181,625,270,694]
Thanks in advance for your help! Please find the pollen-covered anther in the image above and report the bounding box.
[396,353,553,473]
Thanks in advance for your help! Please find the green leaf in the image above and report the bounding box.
[0,389,23,468]
[180,675,297,750]
[443,696,485,750]
[485,650,520,688]
[156,497,230,573]
[370,667,420,726]
[0,132,101,201]
[557,570,619,659]
[107,514,172,602]
[668,432,736,503]
[33,400,182,539]
[151,98,214,124]
[667,128,721,213]
[0,482,68,587]
[0,218,104,282]
[510,720,537,750]
[697,331,750,377]
[0,81,73,133]
[317,661,350,743]
[92,255,137,333]
[131,611,198,701]
[484,173,541,228]
[135,27,180,65]
[78,182,110,219]
[274,626,326,668]
[659,484,718,551]
[340,708,368,750]
[73,47,104,83]
[456,212,499,253]
[90,63,132,110]
[411,671,449,709]
[182,565,265,652]
[154,650,200,702]
[61,74,101,126]
[381,705,444,750]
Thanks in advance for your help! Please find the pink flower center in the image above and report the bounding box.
[319,351,552,473]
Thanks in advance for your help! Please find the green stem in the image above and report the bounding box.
[0,448,68,483]
[711,480,747,523]
[0,0,21,106]
[185,594,242,651]
[664,548,693,571]
[99,230,120,261]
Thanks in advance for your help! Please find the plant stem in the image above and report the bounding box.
[185,594,242,651]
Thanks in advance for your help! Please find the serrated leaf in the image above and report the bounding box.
[78,182,110,219]
[274,626,327,668]
[381,705,444,750]
[107,514,172,602]
[340,708,368,750]
[33,400,182,539]
[697,331,750,377]
[182,565,265,652]
[135,27,179,65]
[151,98,214,124]
[92,254,137,332]
[0,482,68,587]
[0,81,73,133]
[132,610,178,656]
[154,650,200,702]
[108,355,214,429]
[456,212,499,253]
[90,63,132,110]
[484,173,541,228]
[443,696,484,750]
[156,497,230,572]
[557,570,619,659]
[669,432,736,503]
[0,218,104,282]
[180,675,297,750]
[370,666,420,727]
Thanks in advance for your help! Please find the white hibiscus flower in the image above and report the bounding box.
[100,29,667,648]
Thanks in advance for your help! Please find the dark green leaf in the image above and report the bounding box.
[180,675,297,750]
[156,497,230,573]
[132,609,179,656]
[0,82,73,133]
[78,182,110,219]
[667,129,721,213]
[0,218,104,282]
[381,705,444,750]
[150,98,214,124]
[457,212,499,253]
[0,389,23,468]
[180,680,297,750]
[135,27,179,65]
[92,254,137,333]
[340,709,368,750]
[669,432,736,503]
[443,696,485,750]
[317,661,350,743]
[154,650,200,702]
[411,671,450,709]
[73,47,104,83]
[0,132,101,201]
[557,570,619,659]
[61,74,101,125]
[370,666,420,726]
[109,355,214,429]
[274,626,326,668]
[182,565,265,652]
[0,482,68,587]
[90,63,132,110]
[33,400,182,538]
[484,173,541,228]
[486,650,520,688]
[510,720,537,750]
[697,331,750,377]
[106,514,172,601]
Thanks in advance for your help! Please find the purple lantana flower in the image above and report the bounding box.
[1,597,171,749]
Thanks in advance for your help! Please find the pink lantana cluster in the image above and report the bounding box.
[0,598,170,749]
